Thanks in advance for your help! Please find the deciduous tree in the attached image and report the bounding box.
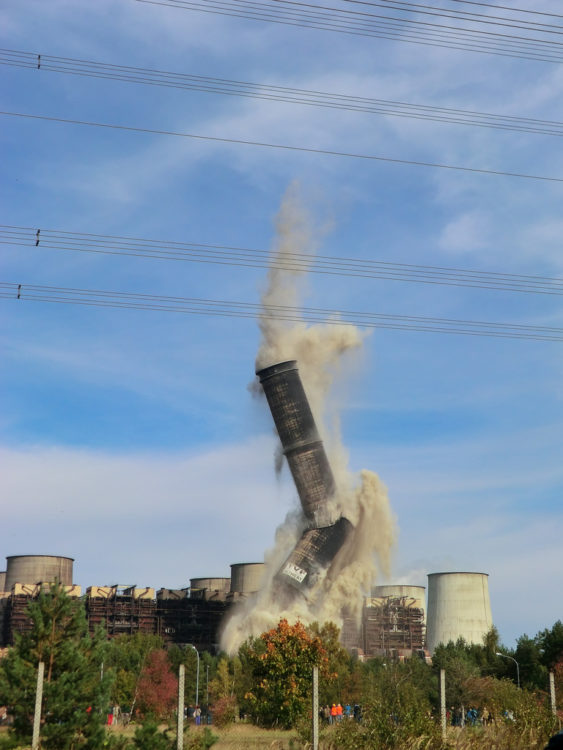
[239,618,328,728]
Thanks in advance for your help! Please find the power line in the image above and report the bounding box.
[413,0,563,21]
[2,110,562,183]
[2,225,562,296]
[135,0,563,63]
[2,48,563,136]
[341,0,563,34]
[1,281,561,341]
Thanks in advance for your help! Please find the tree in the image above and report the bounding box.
[307,621,352,705]
[136,649,178,719]
[104,632,164,713]
[239,618,329,728]
[514,635,547,690]
[537,621,563,670]
[0,582,112,749]
[431,638,480,708]
[333,659,440,750]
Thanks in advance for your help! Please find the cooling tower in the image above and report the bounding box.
[426,572,493,654]
[371,585,426,619]
[256,360,335,524]
[229,563,265,595]
[5,555,74,592]
[0,571,5,592]
[190,577,231,594]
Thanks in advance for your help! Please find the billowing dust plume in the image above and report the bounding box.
[220,182,396,654]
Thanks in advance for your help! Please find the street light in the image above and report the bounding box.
[186,644,200,707]
[496,652,520,689]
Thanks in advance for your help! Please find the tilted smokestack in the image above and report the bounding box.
[256,360,353,595]
[257,360,335,524]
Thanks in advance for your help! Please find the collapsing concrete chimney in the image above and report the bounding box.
[256,360,353,595]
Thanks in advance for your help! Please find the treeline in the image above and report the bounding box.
[0,583,561,749]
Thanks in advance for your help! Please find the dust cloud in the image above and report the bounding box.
[220,183,396,654]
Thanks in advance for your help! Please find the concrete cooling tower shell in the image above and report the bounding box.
[371,585,426,618]
[426,572,492,654]
[0,572,5,592]
[5,555,74,592]
[229,563,265,595]
[190,577,231,593]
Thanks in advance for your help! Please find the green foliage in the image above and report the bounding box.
[104,632,164,711]
[432,637,487,706]
[0,582,112,749]
[239,618,329,729]
[185,727,219,749]
[514,635,548,690]
[307,621,354,705]
[352,659,440,749]
[131,717,176,749]
[165,645,217,710]
[536,621,563,670]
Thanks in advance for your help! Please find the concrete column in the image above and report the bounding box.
[312,666,319,750]
[177,664,185,750]
[32,661,44,750]
[549,671,557,717]
[440,668,446,741]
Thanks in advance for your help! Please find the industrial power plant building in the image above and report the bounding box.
[0,554,494,657]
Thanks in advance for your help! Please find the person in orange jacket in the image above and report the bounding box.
[336,703,343,722]
[330,704,338,724]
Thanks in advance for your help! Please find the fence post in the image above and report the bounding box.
[177,663,185,750]
[440,668,447,741]
[32,660,45,750]
[312,666,319,750]
[549,671,557,717]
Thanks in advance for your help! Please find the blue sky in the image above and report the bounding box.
[1,0,562,648]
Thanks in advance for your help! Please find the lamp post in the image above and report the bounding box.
[496,652,520,689]
[186,644,200,707]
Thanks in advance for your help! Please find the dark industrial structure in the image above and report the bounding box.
[0,555,429,658]
[256,360,353,596]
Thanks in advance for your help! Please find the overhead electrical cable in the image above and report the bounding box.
[341,0,563,34]
[2,225,563,296]
[1,282,561,341]
[2,49,563,136]
[405,0,563,20]
[135,0,563,63]
[2,110,561,183]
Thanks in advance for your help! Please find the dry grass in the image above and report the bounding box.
[208,723,298,748]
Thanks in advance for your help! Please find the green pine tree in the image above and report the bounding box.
[0,581,112,749]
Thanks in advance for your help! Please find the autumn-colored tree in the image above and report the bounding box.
[136,649,178,719]
[239,618,329,729]
[104,632,164,713]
